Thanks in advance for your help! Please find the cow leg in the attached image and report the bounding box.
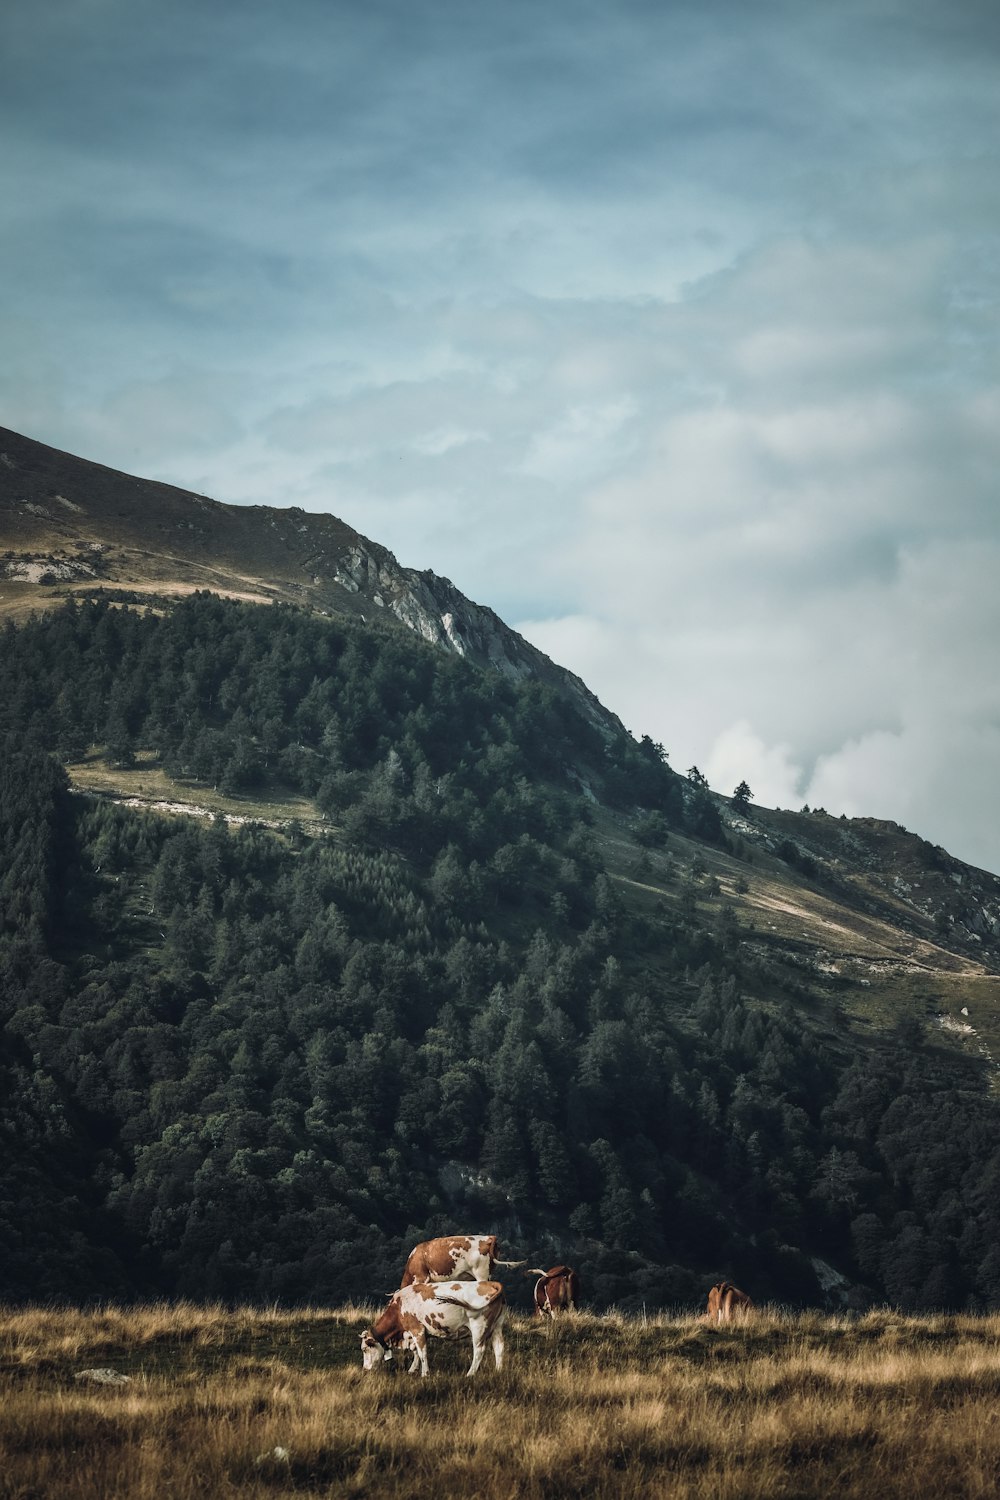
[491,1312,506,1371]
[465,1320,487,1376]
[409,1332,429,1377]
[401,1333,421,1375]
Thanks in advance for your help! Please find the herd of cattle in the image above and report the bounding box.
[360,1234,752,1377]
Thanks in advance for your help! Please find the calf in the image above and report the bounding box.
[400,1234,524,1286]
[526,1265,580,1318]
[706,1280,753,1323]
[361,1281,507,1377]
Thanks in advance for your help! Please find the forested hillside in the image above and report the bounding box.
[3,594,1000,1310]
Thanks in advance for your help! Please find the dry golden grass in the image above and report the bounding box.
[65,748,327,832]
[4,1304,1000,1499]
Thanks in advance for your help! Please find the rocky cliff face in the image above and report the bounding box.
[329,537,619,735]
[0,424,622,739]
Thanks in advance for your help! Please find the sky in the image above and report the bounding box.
[3,0,1000,872]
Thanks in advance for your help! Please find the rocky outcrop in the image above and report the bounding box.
[718,797,1000,968]
[328,538,621,738]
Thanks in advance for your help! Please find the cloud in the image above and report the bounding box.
[704,722,805,810]
[2,0,1000,871]
[90,373,245,457]
[410,426,488,457]
[518,396,638,485]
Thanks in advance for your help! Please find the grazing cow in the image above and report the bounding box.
[400,1234,524,1286]
[706,1281,753,1323]
[360,1281,507,1377]
[526,1265,580,1318]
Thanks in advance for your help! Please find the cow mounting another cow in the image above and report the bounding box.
[400,1234,525,1286]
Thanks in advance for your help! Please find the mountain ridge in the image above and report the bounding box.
[0,423,621,739]
[3,421,997,974]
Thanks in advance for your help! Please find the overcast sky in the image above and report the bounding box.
[3,0,999,871]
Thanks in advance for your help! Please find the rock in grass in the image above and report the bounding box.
[255,1447,291,1466]
[75,1368,131,1385]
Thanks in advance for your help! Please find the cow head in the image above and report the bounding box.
[360,1330,392,1371]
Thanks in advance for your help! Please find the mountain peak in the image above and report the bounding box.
[0,424,621,738]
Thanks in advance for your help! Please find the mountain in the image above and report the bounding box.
[0,424,619,738]
[1,424,999,1314]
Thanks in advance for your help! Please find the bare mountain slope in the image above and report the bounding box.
[0,424,619,737]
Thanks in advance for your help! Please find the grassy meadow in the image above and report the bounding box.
[4,1304,1000,1498]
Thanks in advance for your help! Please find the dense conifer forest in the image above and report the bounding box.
[2,594,1000,1309]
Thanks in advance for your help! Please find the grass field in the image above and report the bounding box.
[4,1304,1000,1498]
[66,748,327,833]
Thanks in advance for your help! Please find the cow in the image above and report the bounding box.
[526,1264,580,1318]
[360,1280,507,1377]
[400,1234,524,1286]
[706,1280,753,1324]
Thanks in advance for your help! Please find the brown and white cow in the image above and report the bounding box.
[526,1265,580,1318]
[706,1280,753,1323]
[400,1234,524,1286]
[360,1281,507,1377]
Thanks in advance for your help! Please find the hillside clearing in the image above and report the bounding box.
[65,749,328,834]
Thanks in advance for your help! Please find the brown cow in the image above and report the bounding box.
[361,1281,507,1377]
[400,1234,524,1286]
[526,1265,580,1318]
[706,1280,753,1323]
